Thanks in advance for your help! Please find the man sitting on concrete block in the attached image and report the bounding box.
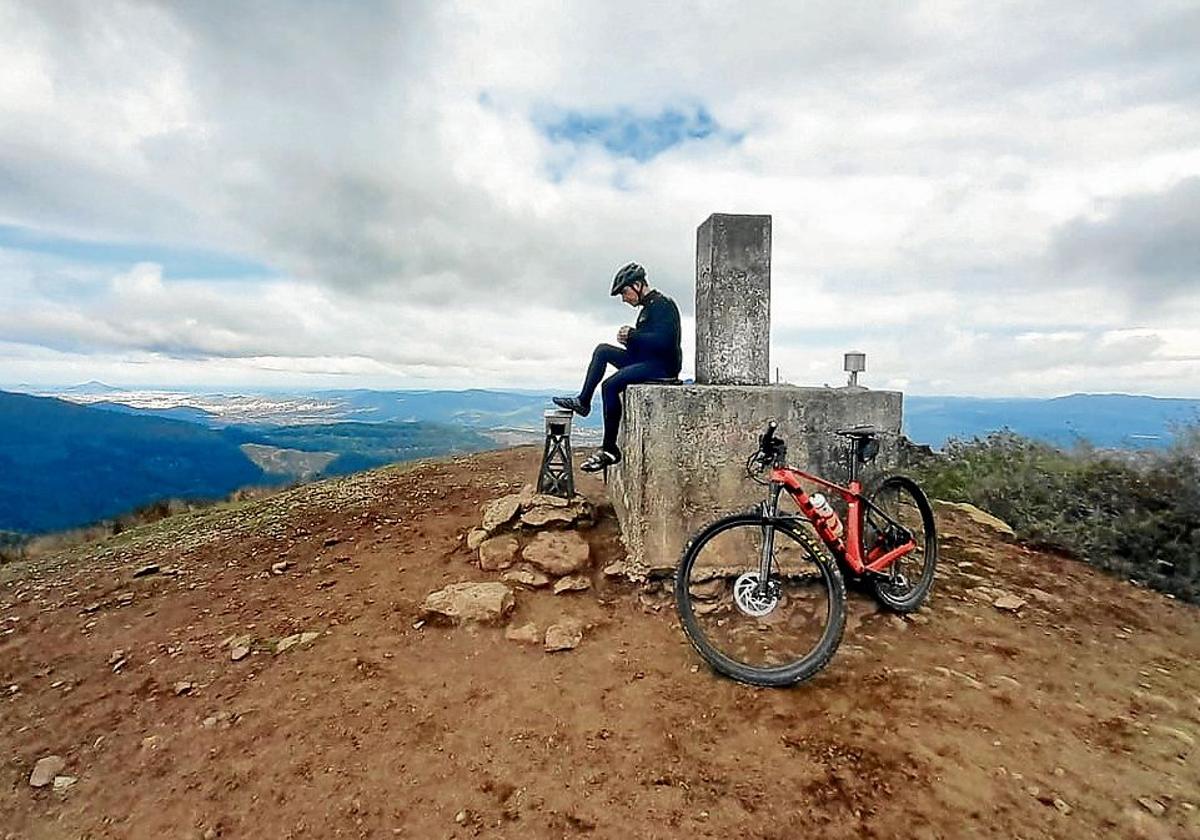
[554,262,682,473]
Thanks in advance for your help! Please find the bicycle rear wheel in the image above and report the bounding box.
[675,513,846,687]
[862,475,938,613]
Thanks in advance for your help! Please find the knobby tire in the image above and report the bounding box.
[675,512,846,687]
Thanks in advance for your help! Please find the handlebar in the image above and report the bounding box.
[759,420,779,452]
[753,420,787,470]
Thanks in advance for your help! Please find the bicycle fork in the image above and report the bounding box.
[757,484,784,595]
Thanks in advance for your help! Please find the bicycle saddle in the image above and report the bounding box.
[835,425,881,439]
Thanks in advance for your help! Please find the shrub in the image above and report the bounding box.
[911,426,1200,603]
[0,531,27,564]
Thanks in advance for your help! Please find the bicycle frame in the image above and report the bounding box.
[765,466,917,576]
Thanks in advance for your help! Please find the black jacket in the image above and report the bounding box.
[626,289,682,375]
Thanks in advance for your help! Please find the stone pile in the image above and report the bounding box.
[418,487,598,651]
[464,487,595,594]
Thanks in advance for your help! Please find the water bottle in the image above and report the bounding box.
[809,493,844,540]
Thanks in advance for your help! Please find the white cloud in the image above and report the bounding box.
[0,0,1198,396]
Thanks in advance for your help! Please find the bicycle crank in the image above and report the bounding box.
[733,572,780,617]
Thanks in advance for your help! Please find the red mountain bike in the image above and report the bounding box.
[674,421,937,687]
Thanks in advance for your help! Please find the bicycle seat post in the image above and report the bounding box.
[835,425,880,486]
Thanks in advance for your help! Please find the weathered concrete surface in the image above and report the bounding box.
[695,214,772,385]
[611,384,902,577]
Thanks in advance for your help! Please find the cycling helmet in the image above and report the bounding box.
[610,262,646,296]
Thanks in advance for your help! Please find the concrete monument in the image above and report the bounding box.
[695,214,772,385]
[609,214,903,577]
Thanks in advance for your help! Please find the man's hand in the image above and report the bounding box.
[617,326,632,345]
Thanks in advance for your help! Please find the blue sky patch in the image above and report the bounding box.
[0,225,275,279]
[537,104,740,163]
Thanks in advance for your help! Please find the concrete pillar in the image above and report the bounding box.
[695,214,772,385]
[612,384,903,577]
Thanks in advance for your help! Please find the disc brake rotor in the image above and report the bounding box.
[733,572,779,617]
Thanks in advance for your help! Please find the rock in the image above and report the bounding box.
[271,561,289,575]
[1131,690,1179,714]
[688,579,725,601]
[525,492,572,508]
[173,681,194,696]
[520,506,577,528]
[553,574,591,595]
[107,649,126,666]
[29,755,65,788]
[934,666,983,690]
[481,495,522,532]
[522,531,590,576]
[203,711,233,728]
[505,623,541,645]
[299,631,320,645]
[1148,724,1195,747]
[478,536,520,571]
[1137,797,1166,817]
[323,536,340,547]
[230,646,250,662]
[1027,587,1062,605]
[993,594,1027,612]
[603,561,627,577]
[133,564,160,578]
[466,528,489,551]
[1053,798,1072,815]
[991,675,1022,690]
[502,566,551,589]
[544,618,584,652]
[275,635,301,655]
[116,592,135,605]
[53,775,77,792]
[933,500,1016,537]
[422,582,515,624]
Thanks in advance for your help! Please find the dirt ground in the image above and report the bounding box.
[1,445,1197,840]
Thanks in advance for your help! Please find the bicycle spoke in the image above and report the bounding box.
[680,519,840,674]
[862,476,938,612]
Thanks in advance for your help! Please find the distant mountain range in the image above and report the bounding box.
[0,391,263,534]
[37,383,1199,450]
[4,384,1196,536]
[0,391,494,534]
[904,393,1199,449]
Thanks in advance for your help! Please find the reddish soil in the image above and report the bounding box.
[1,446,1197,839]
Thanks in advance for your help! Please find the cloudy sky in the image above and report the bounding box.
[1,1,1198,397]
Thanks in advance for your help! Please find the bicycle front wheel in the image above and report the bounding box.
[675,513,846,687]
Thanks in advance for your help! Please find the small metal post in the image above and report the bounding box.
[537,409,575,498]
[844,351,866,388]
